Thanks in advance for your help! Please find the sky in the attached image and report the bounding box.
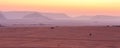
[0,0,120,16]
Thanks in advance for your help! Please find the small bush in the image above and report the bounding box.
[50,27,55,29]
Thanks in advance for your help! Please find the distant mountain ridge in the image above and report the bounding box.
[2,11,70,20]
[2,11,36,19]
[76,15,120,20]
[23,12,52,21]
[41,13,70,20]
[0,11,120,26]
[0,12,7,20]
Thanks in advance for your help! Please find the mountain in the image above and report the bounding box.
[2,11,120,26]
[0,11,7,20]
[91,15,120,20]
[76,15,120,20]
[0,11,51,26]
[73,15,120,25]
[75,16,93,20]
[2,11,36,19]
[41,13,70,20]
[23,12,51,21]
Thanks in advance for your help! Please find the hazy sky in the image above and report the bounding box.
[0,0,120,16]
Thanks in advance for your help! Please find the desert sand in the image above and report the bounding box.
[0,26,120,48]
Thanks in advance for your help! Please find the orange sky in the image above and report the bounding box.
[0,0,120,16]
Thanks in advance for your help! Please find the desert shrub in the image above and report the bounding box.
[106,25,110,27]
[50,27,55,29]
[89,33,92,36]
[112,25,120,27]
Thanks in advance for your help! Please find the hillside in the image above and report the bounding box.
[23,12,52,21]
[0,11,7,20]
[41,13,70,20]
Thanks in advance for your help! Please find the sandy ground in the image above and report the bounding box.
[0,26,120,48]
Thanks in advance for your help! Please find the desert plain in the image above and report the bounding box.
[0,26,120,48]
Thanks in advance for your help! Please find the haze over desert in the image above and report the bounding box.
[0,0,120,48]
[0,11,120,48]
